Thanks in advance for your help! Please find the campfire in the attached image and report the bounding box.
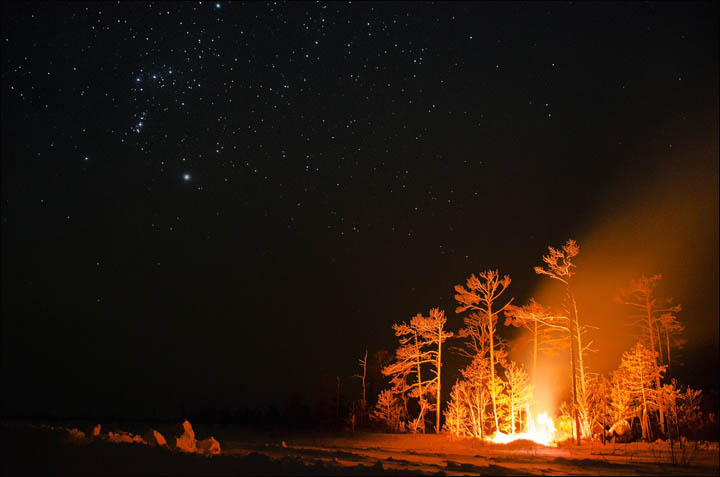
[490,412,557,446]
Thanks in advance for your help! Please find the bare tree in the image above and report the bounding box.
[534,239,589,444]
[383,308,452,433]
[353,350,368,426]
[455,270,513,434]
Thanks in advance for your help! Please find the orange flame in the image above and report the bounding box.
[490,412,556,446]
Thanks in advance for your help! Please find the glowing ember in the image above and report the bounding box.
[490,412,556,446]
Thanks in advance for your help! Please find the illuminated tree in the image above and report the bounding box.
[459,354,492,438]
[617,273,682,430]
[655,381,706,463]
[506,297,593,438]
[609,369,634,426]
[371,389,403,431]
[617,274,682,367]
[443,380,469,437]
[383,308,452,433]
[490,378,510,433]
[384,344,417,428]
[586,375,613,442]
[455,270,513,434]
[408,382,436,433]
[617,342,666,441]
[504,299,567,390]
[382,349,418,428]
[534,239,590,443]
[503,361,533,434]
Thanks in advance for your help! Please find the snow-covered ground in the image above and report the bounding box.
[2,422,718,475]
[224,432,719,476]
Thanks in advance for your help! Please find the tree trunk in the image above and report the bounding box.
[436,323,442,433]
[479,390,485,440]
[570,293,586,396]
[414,333,425,432]
[532,320,538,393]
[464,386,475,437]
[510,392,515,434]
[525,403,533,433]
[645,297,665,432]
[655,323,664,364]
[664,325,672,376]
[362,350,367,403]
[568,307,581,445]
[570,290,592,439]
[402,393,408,422]
[488,303,500,434]
[639,373,652,441]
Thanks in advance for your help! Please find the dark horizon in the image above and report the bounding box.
[1,1,718,422]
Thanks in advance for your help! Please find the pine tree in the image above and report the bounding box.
[503,361,534,434]
[383,308,452,433]
[455,270,513,434]
[534,239,590,443]
[610,368,634,426]
[617,274,682,432]
[443,380,469,437]
[459,354,492,438]
[504,299,567,393]
[617,342,666,440]
[586,375,613,442]
[372,389,403,431]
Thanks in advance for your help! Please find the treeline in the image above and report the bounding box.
[350,239,717,444]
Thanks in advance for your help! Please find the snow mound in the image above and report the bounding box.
[197,436,221,455]
[172,420,197,453]
[143,429,167,447]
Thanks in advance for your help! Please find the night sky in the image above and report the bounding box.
[2,2,718,419]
